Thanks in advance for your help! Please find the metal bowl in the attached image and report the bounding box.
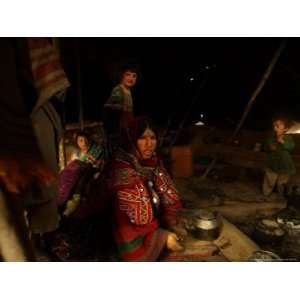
[253,219,285,244]
[248,250,281,261]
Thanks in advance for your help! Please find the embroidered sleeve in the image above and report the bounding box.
[117,183,153,225]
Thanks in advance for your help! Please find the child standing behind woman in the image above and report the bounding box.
[103,63,140,156]
[263,116,296,200]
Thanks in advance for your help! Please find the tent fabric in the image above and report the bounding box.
[0,38,42,158]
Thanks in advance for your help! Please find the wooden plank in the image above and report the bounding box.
[195,143,300,170]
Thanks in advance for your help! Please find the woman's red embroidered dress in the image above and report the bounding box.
[107,152,182,261]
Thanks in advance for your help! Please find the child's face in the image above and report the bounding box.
[77,136,89,151]
[273,120,287,136]
[121,71,137,89]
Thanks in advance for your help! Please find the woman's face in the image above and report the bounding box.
[136,128,157,160]
[121,71,137,89]
[77,136,89,152]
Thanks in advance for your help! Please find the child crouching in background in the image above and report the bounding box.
[263,116,296,201]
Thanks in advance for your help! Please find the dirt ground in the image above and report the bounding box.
[174,164,287,222]
[174,163,300,260]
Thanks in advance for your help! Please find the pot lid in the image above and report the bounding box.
[198,209,216,220]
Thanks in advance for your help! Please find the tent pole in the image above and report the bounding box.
[200,38,288,180]
[229,39,287,141]
[76,39,84,130]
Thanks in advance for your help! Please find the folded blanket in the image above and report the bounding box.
[27,37,70,113]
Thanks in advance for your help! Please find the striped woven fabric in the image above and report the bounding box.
[27,38,70,111]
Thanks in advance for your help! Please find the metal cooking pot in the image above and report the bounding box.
[189,210,221,241]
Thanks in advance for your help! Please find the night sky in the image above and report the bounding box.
[59,38,300,131]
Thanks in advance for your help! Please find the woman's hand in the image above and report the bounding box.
[171,224,188,239]
[166,232,184,252]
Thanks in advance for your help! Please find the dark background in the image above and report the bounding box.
[59,38,300,131]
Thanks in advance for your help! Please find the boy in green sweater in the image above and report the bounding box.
[103,63,140,156]
[263,117,296,200]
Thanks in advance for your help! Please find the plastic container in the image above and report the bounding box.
[170,145,193,178]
